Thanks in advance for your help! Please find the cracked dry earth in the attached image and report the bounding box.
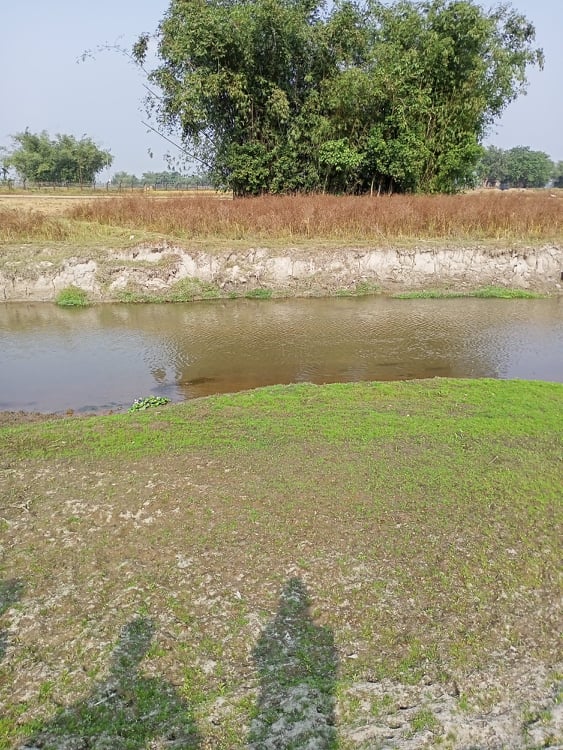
[0,401,561,749]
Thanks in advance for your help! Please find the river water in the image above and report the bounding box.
[1,297,562,413]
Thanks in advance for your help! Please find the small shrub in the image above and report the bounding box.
[55,286,90,307]
[129,396,171,412]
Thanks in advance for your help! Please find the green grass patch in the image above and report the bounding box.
[393,286,545,300]
[354,280,379,295]
[336,281,379,297]
[244,287,273,299]
[116,277,222,303]
[54,285,90,307]
[471,285,544,299]
[392,289,465,299]
[168,277,221,301]
[410,707,441,733]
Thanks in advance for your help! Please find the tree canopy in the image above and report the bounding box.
[477,145,553,188]
[4,131,113,184]
[135,0,542,195]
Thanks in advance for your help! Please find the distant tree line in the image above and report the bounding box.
[3,131,560,194]
[477,146,558,189]
[110,171,210,189]
[1,130,112,185]
[0,132,209,190]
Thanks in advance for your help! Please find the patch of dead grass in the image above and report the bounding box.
[67,191,563,243]
[2,191,562,250]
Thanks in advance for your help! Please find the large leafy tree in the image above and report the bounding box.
[135,0,542,195]
[5,131,113,185]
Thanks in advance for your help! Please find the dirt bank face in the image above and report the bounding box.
[1,242,562,301]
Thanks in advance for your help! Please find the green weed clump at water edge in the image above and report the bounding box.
[129,396,171,412]
[117,278,222,303]
[471,285,544,299]
[245,288,273,299]
[54,285,90,307]
[336,281,379,297]
[393,286,545,299]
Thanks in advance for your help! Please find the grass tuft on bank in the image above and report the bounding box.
[55,285,90,307]
[392,286,545,299]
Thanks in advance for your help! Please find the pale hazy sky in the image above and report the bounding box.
[1,0,561,180]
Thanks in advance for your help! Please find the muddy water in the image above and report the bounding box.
[1,297,562,413]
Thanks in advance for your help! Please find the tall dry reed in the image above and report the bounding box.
[0,208,70,242]
[67,191,563,242]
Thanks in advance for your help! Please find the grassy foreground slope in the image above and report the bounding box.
[1,379,561,748]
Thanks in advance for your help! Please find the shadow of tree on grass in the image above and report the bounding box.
[0,578,24,661]
[248,578,338,749]
[19,617,200,750]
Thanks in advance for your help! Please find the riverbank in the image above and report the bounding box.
[1,241,562,302]
[2,191,562,302]
[1,379,561,748]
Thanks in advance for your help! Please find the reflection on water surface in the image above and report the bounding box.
[1,296,562,412]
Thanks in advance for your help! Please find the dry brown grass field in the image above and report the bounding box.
[1,190,562,246]
[0,189,220,214]
[69,190,563,243]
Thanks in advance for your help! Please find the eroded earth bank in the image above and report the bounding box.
[1,242,562,301]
